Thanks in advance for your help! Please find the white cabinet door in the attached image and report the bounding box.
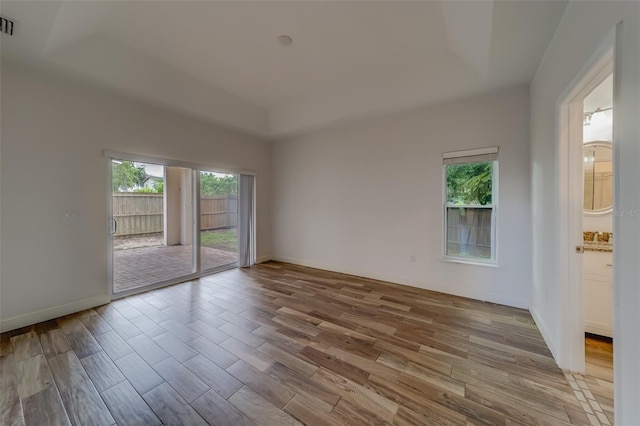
[583,251,613,276]
[584,274,613,337]
[583,250,613,338]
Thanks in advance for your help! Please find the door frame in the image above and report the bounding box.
[556,31,615,373]
[104,150,256,299]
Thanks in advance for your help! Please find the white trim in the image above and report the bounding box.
[106,157,114,299]
[443,160,498,265]
[611,21,628,425]
[440,258,498,268]
[271,255,529,309]
[585,325,613,338]
[444,204,494,209]
[103,150,257,177]
[193,169,201,273]
[443,146,498,159]
[256,255,272,264]
[530,305,558,362]
[0,294,111,333]
[554,30,614,372]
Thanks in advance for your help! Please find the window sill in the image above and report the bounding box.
[441,257,498,268]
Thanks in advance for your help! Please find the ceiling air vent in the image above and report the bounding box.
[1,16,15,36]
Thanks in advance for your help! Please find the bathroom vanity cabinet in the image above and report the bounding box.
[584,250,613,338]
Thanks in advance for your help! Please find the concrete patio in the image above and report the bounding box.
[113,245,237,293]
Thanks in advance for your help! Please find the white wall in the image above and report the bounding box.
[0,62,271,330]
[271,86,531,308]
[530,2,640,423]
[583,215,613,234]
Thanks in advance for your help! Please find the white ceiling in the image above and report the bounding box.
[0,1,568,138]
[584,74,613,113]
[584,74,613,143]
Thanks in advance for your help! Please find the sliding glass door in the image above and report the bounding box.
[199,171,238,271]
[109,156,243,296]
[111,160,195,294]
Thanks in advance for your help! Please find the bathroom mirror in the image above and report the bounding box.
[583,141,613,214]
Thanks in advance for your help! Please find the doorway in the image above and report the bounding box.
[108,153,249,297]
[556,34,613,367]
[555,26,616,425]
[581,75,615,424]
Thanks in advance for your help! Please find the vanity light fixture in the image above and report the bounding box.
[584,106,613,126]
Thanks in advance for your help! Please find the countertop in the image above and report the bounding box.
[584,241,613,252]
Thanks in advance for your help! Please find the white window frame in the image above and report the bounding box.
[442,147,499,266]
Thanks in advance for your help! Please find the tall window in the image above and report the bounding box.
[443,147,498,264]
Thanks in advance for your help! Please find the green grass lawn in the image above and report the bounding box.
[201,228,238,252]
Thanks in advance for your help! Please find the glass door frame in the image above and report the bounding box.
[105,150,254,300]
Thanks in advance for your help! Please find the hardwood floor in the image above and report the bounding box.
[1,261,596,425]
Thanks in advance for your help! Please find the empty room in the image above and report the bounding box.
[1,1,639,425]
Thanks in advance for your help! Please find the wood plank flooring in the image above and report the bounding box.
[1,261,603,425]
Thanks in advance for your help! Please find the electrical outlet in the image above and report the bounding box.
[62,210,78,222]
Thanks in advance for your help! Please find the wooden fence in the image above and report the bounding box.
[113,193,237,237]
[201,196,238,230]
[446,207,492,247]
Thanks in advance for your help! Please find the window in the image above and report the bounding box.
[443,147,498,264]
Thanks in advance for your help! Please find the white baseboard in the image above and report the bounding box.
[270,255,529,309]
[271,255,424,287]
[0,294,111,333]
[256,255,272,264]
[530,304,558,362]
[585,324,612,339]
